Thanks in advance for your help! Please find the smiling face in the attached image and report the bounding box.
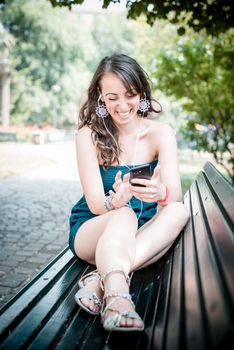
[99,72,140,126]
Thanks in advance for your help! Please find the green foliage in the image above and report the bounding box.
[49,0,83,8]
[153,30,234,182]
[91,15,134,62]
[2,0,82,125]
[1,0,134,126]
[47,0,234,36]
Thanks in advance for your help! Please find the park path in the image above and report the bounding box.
[0,140,82,309]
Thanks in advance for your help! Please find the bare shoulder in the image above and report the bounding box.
[76,125,92,137]
[76,126,94,143]
[145,119,175,140]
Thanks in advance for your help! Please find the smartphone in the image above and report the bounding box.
[130,164,151,187]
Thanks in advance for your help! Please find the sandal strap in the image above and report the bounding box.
[79,269,101,288]
[100,268,130,291]
[103,310,143,330]
[101,293,135,317]
[104,292,133,301]
[75,287,102,305]
[101,293,143,330]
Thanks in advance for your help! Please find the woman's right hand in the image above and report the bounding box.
[109,171,133,208]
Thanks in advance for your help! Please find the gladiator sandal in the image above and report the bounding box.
[100,268,144,332]
[74,269,103,315]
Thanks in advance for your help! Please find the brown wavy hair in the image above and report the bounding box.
[79,53,161,168]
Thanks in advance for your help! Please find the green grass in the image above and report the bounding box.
[181,173,196,195]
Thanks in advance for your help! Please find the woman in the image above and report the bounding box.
[69,53,189,332]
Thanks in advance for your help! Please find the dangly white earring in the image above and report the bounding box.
[138,93,150,113]
[95,95,109,118]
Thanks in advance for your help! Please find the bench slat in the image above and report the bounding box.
[196,171,234,304]
[203,162,234,224]
[183,191,208,350]
[189,178,232,349]
[0,256,86,349]
[163,236,183,350]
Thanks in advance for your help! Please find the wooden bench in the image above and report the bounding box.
[0,161,233,350]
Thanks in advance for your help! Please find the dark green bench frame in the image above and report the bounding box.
[0,162,233,350]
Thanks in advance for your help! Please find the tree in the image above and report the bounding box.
[47,0,234,36]
[0,0,136,126]
[1,0,85,125]
[153,30,234,183]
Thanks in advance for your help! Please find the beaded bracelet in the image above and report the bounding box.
[157,185,170,206]
[104,195,115,211]
[104,196,131,211]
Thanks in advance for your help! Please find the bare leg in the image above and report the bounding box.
[94,207,144,329]
[74,202,188,268]
[133,244,172,271]
[132,201,189,270]
[73,201,189,328]
[95,206,138,274]
[74,206,139,326]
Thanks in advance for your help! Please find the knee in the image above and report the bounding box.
[110,206,138,231]
[117,206,136,216]
[115,206,138,221]
[168,201,190,224]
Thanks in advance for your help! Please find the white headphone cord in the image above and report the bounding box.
[101,111,144,221]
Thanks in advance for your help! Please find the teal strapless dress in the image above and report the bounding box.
[69,160,158,255]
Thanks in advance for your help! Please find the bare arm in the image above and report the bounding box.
[156,123,182,201]
[76,126,106,215]
[130,122,182,203]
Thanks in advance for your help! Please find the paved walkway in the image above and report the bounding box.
[0,140,82,309]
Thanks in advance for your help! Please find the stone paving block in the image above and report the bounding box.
[38,241,54,247]
[11,255,27,262]
[55,240,68,246]
[5,226,20,231]
[6,233,22,238]
[16,267,37,275]
[0,293,16,309]
[19,227,32,233]
[29,233,44,239]
[2,235,19,241]
[1,243,17,249]
[42,238,57,244]
[37,253,55,260]
[0,265,13,273]
[15,250,33,257]
[0,271,5,278]
[2,260,19,267]
[19,261,41,270]
[0,251,9,260]
[17,243,27,248]
[0,286,11,296]
[41,222,56,229]
[27,256,50,264]
[0,273,28,288]
[1,248,17,255]
[26,244,44,250]
[21,237,32,244]
[42,234,57,243]
[43,244,64,252]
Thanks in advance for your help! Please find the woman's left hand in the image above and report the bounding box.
[130,166,166,202]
